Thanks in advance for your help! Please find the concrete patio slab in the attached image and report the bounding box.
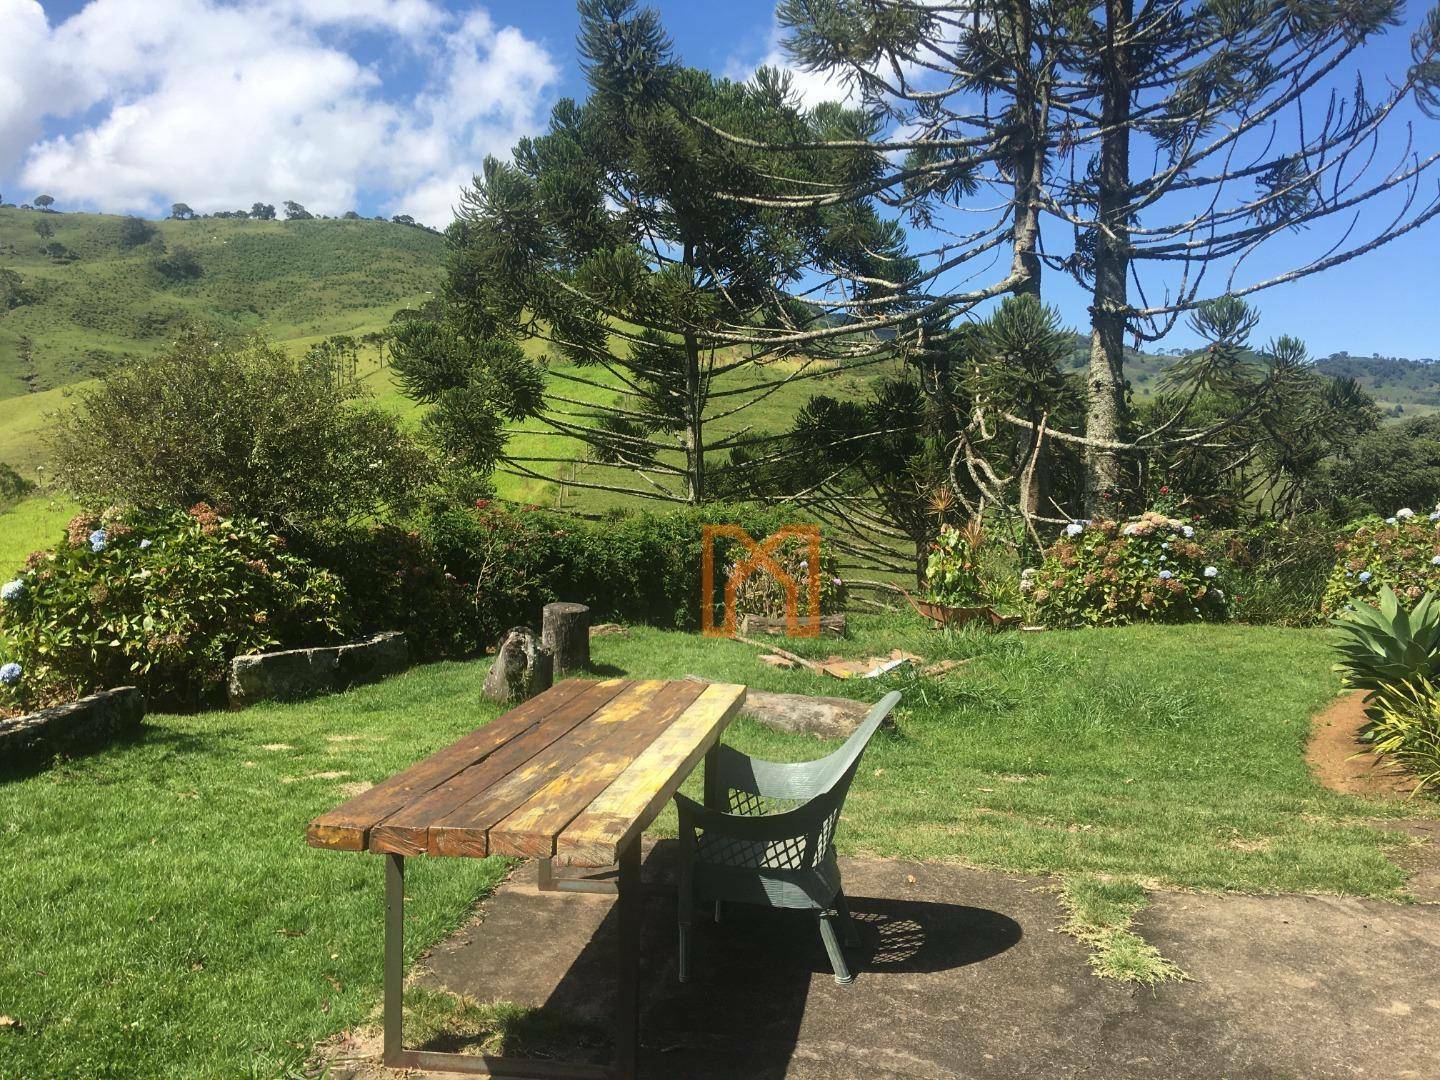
[319,848,1440,1080]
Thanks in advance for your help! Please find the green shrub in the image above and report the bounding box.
[0,463,35,512]
[1210,515,1340,626]
[296,524,476,661]
[1027,511,1229,627]
[48,329,429,532]
[1321,509,1440,617]
[925,521,987,606]
[1330,586,1440,720]
[417,501,835,642]
[0,505,349,714]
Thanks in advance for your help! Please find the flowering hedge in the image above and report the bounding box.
[1025,511,1229,627]
[0,505,349,715]
[1321,507,1440,617]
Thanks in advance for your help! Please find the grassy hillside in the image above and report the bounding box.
[0,207,444,398]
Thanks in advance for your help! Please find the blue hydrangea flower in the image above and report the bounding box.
[1182,525,1195,539]
[1397,508,1415,520]
[1204,566,1218,578]
[1161,542,1170,550]
[1432,556,1440,566]
[88,528,107,553]
[1430,510,1440,522]
[1065,522,1084,537]
[1142,558,1151,566]
[0,662,21,686]
[0,578,24,602]
[1386,517,1397,525]
[1359,571,1372,583]
[139,538,152,550]
[1159,570,1173,580]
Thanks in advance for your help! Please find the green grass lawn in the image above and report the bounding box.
[0,616,1429,1076]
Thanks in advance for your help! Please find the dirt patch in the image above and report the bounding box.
[337,781,373,799]
[1305,692,1416,800]
[282,770,350,784]
[259,742,295,752]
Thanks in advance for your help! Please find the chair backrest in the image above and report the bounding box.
[813,690,901,797]
[803,690,900,863]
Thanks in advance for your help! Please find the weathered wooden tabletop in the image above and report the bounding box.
[307,678,747,868]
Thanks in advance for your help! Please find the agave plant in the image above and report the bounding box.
[1331,586,1440,719]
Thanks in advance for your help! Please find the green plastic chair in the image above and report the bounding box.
[674,690,901,985]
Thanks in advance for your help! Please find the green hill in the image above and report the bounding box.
[0,207,444,398]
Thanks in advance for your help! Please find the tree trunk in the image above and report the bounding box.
[681,239,706,503]
[483,626,553,702]
[1009,1,1043,301]
[541,602,591,678]
[1084,0,1134,514]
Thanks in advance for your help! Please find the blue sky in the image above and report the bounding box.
[4,0,1438,360]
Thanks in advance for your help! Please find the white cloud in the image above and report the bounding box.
[1,0,557,223]
[724,20,858,110]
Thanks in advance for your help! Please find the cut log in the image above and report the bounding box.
[483,627,553,702]
[542,602,591,677]
[740,613,847,638]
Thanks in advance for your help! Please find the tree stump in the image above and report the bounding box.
[483,627,553,702]
[542,602,591,678]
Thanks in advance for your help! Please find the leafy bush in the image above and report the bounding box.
[298,524,476,660]
[417,501,835,642]
[0,463,35,512]
[1321,508,1440,616]
[925,521,988,606]
[1026,511,1229,627]
[1210,515,1341,626]
[49,330,429,531]
[1330,586,1440,720]
[922,519,1021,610]
[0,505,349,714]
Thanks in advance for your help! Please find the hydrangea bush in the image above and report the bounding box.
[1025,511,1229,627]
[1321,507,1440,617]
[0,504,349,714]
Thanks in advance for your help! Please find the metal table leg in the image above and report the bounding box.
[380,850,634,1080]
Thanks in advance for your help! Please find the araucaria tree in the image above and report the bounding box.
[392,0,912,504]
[749,0,1440,516]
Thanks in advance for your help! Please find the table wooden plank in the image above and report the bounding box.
[305,679,614,851]
[488,681,710,858]
[429,680,679,858]
[367,678,634,855]
[555,682,746,867]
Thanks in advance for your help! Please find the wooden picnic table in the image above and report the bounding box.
[307,677,747,1080]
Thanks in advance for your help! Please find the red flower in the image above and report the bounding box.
[474,498,491,510]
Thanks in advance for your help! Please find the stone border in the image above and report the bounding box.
[0,686,145,767]
[228,631,409,708]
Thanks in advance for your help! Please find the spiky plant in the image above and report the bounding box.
[1331,587,1440,720]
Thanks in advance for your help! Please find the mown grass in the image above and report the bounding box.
[0,616,1428,1077]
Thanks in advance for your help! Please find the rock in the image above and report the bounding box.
[229,632,409,708]
[683,675,873,739]
[484,627,554,702]
[0,687,145,768]
[542,602,591,678]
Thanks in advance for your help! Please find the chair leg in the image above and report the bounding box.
[678,920,692,984]
[713,900,723,924]
[818,911,855,985]
[834,890,861,948]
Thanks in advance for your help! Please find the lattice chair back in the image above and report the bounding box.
[692,691,900,871]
